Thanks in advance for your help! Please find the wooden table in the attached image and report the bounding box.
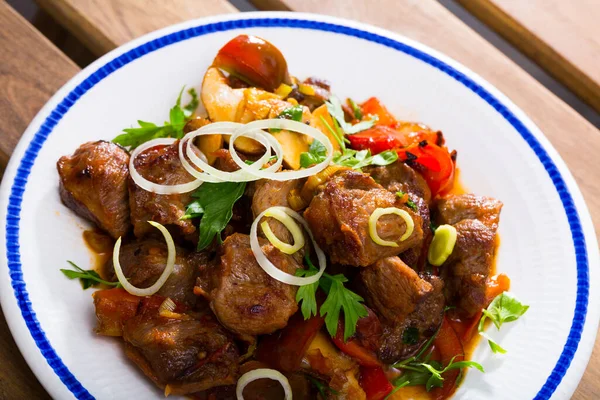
[1,0,598,398]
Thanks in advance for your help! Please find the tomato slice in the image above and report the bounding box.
[213,34,289,91]
[348,126,408,154]
[359,366,394,400]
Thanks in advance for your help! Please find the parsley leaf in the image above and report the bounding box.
[320,273,369,341]
[299,139,328,168]
[60,261,120,290]
[326,96,377,134]
[113,86,197,149]
[187,182,247,250]
[477,292,528,353]
[183,88,199,117]
[295,254,368,340]
[402,327,420,344]
[394,357,484,392]
[295,258,319,320]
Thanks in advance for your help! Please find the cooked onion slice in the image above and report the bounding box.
[113,221,176,296]
[368,207,414,247]
[260,207,305,255]
[236,368,292,400]
[229,119,334,181]
[130,138,204,194]
[250,206,325,286]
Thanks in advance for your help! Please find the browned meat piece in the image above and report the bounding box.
[365,161,431,204]
[437,193,502,230]
[194,233,301,336]
[252,179,303,246]
[213,149,242,173]
[304,170,423,267]
[435,194,503,316]
[358,257,444,363]
[128,141,196,237]
[57,141,130,239]
[123,308,238,395]
[105,239,198,306]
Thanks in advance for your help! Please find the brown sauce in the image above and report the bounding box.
[82,229,114,280]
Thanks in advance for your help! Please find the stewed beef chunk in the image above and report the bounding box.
[252,179,304,256]
[435,194,503,316]
[57,141,130,239]
[128,140,196,238]
[358,257,444,363]
[105,239,198,306]
[123,304,238,395]
[194,233,301,336]
[365,161,431,204]
[304,170,423,267]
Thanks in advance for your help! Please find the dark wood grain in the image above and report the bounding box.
[0,2,79,173]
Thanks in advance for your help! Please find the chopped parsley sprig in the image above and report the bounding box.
[295,255,368,341]
[113,86,199,149]
[478,292,529,353]
[60,261,121,290]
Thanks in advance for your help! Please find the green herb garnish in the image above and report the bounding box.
[113,86,197,148]
[326,96,376,134]
[348,98,363,120]
[271,105,304,132]
[478,292,529,353]
[295,254,368,341]
[306,375,339,398]
[402,326,420,345]
[60,261,120,290]
[396,191,418,211]
[183,181,247,250]
[299,139,327,168]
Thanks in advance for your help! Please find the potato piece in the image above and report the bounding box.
[196,134,223,165]
[271,130,309,170]
[310,104,342,153]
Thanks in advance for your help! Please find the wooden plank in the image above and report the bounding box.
[0,4,73,397]
[251,1,600,398]
[456,0,600,113]
[0,3,79,172]
[35,0,237,56]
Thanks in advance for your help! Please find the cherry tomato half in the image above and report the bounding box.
[213,34,289,91]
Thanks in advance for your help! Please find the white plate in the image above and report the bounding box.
[0,12,598,400]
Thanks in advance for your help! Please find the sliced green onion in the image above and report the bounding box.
[113,221,175,296]
[427,224,457,266]
[368,207,414,247]
[261,207,305,255]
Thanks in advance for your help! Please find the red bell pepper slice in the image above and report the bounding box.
[255,313,324,372]
[397,142,455,196]
[430,317,464,400]
[361,97,398,126]
[359,366,393,400]
[213,34,289,91]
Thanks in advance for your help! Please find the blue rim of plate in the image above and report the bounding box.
[4,17,588,400]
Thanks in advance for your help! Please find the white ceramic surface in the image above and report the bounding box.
[0,12,598,400]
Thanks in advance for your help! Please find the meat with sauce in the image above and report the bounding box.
[128,140,197,238]
[435,194,503,316]
[57,141,130,239]
[104,239,198,306]
[358,257,445,363]
[251,179,304,255]
[366,161,432,269]
[122,301,238,395]
[194,233,301,336]
[304,170,423,267]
